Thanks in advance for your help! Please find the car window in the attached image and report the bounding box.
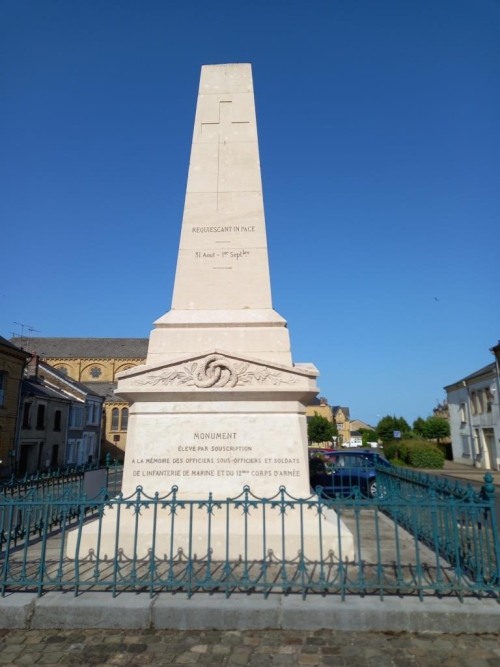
[347,455,368,466]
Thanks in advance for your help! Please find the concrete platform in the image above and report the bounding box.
[1,593,499,634]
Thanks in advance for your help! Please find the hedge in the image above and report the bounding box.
[407,443,445,469]
[386,439,444,469]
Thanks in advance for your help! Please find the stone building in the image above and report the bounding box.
[305,397,336,448]
[0,336,30,477]
[18,377,71,475]
[332,406,351,446]
[305,397,333,422]
[444,362,499,471]
[305,398,354,447]
[17,358,105,475]
[14,338,148,460]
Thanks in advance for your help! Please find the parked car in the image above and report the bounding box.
[341,440,380,449]
[309,450,393,498]
[308,447,336,457]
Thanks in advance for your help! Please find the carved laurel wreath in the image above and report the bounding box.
[133,354,297,389]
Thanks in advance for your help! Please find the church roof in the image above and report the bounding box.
[82,382,124,403]
[13,337,149,360]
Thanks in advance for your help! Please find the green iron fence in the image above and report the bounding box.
[0,464,498,600]
[0,455,123,502]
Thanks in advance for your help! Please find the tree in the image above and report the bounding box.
[376,415,411,444]
[422,417,450,443]
[413,417,426,437]
[308,412,336,444]
[358,428,378,447]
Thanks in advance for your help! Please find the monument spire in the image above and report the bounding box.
[149,64,293,367]
[171,64,272,311]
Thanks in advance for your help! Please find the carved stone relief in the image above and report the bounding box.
[132,354,298,389]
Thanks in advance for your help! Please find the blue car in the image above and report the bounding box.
[309,450,393,498]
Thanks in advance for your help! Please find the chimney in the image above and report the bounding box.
[319,397,328,406]
[27,352,39,380]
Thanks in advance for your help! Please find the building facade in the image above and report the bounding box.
[305,398,355,448]
[36,361,104,467]
[17,359,105,475]
[444,362,499,471]
[13,338,148,460]
[18,378,71,475]
[0,337,31,477]
[332,406,350,446]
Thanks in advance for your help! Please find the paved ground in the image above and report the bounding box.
[1,628,500,667]
[435,461,500,487]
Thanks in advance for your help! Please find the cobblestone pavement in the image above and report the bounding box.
[1,629,500,667]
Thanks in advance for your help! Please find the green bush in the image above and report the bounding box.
[407,443,444,469]
[386,439,444,469]
[384,441,409,462]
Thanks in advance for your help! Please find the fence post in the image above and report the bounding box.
[481,472,500,584]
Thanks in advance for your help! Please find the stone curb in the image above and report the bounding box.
[0,593,499,633]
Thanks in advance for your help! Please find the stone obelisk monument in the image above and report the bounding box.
[70,64,353,560]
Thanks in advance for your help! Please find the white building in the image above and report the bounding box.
[444,362,499,471]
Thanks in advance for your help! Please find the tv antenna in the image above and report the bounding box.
[12,322,41,352]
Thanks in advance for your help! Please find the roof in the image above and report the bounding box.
[38,362,104,399]
[444,362,497,391]
[11,337,149,359]
[0,335,31,358]
[21,378,71,403]
[332,406,350,419]
[82,382,125,403]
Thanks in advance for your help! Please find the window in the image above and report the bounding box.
[86,402,101,426]
[336,423,344,430]
[54,410,62,432]
[485,389,493,413]
[470,392,477,416]
[90,367,102,379]
[86,433,96,459]
[67,440,76,464]
[473,429,480,458]
[121,408,129,431]
[36,404,46,430]
[22,402,31,428]
[87,403,94,425]
[459,403,467,424]
[0,371,5,406]
[51,445,59,467]
[111,408,119,431]
[477,391,484,414]
[69,406,84,429]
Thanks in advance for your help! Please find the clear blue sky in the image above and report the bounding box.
[2,0,499,426]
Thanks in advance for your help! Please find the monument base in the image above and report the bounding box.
[66,350,354,562]
[66,502,354,562]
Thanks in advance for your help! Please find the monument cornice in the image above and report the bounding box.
[153,309,288,329]
[117,348,318,381]
[115,349,318,402]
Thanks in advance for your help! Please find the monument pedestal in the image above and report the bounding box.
[68,350,354,561]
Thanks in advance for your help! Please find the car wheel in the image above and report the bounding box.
[369,480,377,499]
